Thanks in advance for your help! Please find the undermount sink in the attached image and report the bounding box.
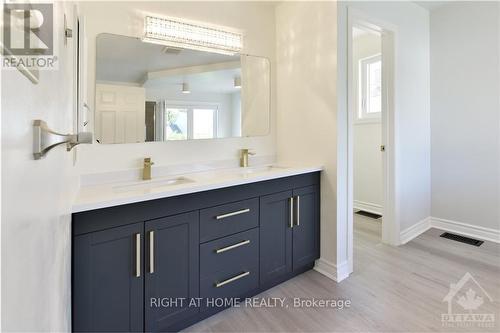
[237,165,286,175]
[113,177,195,193]
[110,166,286,193]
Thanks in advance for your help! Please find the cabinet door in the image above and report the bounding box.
[145,211,199,332]
[73,223,144,332]
[292,185,320,270]
[259,190,293,285]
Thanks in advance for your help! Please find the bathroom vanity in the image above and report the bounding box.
[71,7,321,331]
[72,167,321,332]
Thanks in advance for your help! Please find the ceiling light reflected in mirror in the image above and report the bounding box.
[181,83,191,94]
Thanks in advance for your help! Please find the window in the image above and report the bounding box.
[165,104,218,140]
[359,54,382,120]
[193,108,216,139]
[165,108,188,140]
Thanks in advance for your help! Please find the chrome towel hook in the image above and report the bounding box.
[33,120,92,160]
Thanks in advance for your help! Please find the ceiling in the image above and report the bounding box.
[353,26,381,39]
[414,1,450,11]
[144,67,242,94]
[96,33,240,84]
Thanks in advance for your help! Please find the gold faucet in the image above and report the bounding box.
[143,157,154,180]
[240,149,255,168]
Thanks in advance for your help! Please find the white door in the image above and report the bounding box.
[95,84,145,144]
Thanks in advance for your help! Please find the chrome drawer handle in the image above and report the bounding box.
[215,240,250,254]
[295,195,300,226]
[149,231,155,274]
[135,233,141,278]
[215,271,250,288]
[215,208,250,220]
[289,197,294,228]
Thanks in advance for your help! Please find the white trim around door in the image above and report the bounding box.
[343,7,399,277]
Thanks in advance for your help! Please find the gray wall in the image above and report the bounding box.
[430,1,500,230]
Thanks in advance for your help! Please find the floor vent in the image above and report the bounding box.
[440,232,484,247]
[355,210,382,219]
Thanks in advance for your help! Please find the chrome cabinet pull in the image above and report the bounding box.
[295,195,300,226]
[215,208,250,220]
[289,197,294,228]
[149,231,155,274]
[215,271,250,288]
[135,233,141,278]
[215,240,250,254]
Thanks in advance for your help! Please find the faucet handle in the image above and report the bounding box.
[240,148,256,156]
[144,157,154,165]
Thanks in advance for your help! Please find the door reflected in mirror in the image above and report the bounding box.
[94,33,270,144]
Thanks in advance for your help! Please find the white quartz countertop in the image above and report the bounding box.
[72,164,322,213]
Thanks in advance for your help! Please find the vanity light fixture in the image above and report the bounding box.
[143,16,242,55]
[182,83,191,94]
[234,77,242,89]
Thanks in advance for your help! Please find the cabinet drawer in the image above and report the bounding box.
[200,228,259,277]
[200,198,259,242]
[200,264,259,305]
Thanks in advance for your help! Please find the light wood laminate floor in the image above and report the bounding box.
[185,215,500,332]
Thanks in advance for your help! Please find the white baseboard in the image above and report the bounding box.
[400,217,431,244]
[400,216,500,244]
[353,200,382,215]
[314,258,350,282]
[430,217,500,244]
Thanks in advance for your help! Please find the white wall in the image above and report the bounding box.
[430,1,500,231]
[354,123,383,213]
[353,33,383,214]
[77,1,276,174]
[275,1,339,272]
[1,2,78,331]
[339,0,430,230]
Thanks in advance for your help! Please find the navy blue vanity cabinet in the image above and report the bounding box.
[259,190,293,285]
[292,185,320,270]
[144,211,200,332]
[200,228,259,309]
[73,223,144,332]
[72,172,321,333]
[259,185,320,286]
[199,198,259,242]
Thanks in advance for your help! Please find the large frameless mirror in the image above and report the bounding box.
[94,33,270,144]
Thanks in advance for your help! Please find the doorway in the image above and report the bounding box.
[352,26,384,241]
[347,10,398,273]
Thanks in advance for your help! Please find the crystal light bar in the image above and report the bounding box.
[143,16,243,55]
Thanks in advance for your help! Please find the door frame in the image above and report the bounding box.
[346,8,399,273]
